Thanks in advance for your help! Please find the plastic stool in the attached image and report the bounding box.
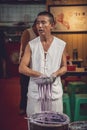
[74,94,87,121]
[67,81,87,121]
[63,93,71,121]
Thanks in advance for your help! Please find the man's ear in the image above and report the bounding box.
[51,22,56,31]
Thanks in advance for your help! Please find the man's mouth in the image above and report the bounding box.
[38,29,44,33]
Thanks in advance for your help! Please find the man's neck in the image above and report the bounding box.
[41,35,54,52]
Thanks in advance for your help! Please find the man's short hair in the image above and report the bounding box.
[37,11,55,24]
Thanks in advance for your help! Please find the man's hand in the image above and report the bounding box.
[34,75,56,85]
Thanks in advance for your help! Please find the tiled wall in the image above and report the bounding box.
[0,4,46,26]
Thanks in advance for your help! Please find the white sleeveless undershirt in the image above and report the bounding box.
[28,36,66,99]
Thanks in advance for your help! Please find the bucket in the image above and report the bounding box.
[69,121,87,130]
[28,111,70,130]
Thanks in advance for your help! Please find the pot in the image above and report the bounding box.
[28,111,70,130]
[69,121,87,130]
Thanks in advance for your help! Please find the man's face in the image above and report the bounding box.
[36,15,53,36]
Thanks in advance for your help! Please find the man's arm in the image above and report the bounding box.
[52,48,67,77]
[19,44,42,77]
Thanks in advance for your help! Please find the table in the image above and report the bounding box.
[62,67,87,88]
[63,68,87,77]
[70,58,83,67]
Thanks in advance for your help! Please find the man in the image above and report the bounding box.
[19,19,38,115]
[0,30,7,78]
[19,11,67,117]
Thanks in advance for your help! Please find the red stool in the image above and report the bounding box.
[64,76,81,86]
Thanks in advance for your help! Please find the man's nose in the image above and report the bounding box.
[38,22,43,27]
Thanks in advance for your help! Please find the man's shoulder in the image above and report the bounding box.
[54,36,66,43]
[27,28,32,32]
[54,36,66,47]
[29,36,40,44]
[22,28,30,35]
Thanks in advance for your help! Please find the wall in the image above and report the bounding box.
[47,0,87,66]
[0,4,46,26]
